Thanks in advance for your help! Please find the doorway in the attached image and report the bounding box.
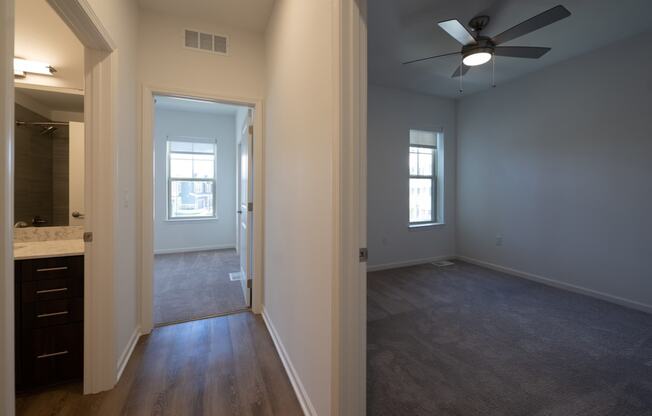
[151,95,254,326]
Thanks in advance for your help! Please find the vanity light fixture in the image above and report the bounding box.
[14,58,57,78]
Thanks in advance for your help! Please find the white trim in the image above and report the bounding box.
[367,255,456,272]
[116,326,140,382]
[0,0,15,413]
[457,256,652,314]
[141,85,265,335]
[154,244,235,255]
[82,46,117,394]
[47,0,115,51]
[262,308,316,416]
[332,0,367,414]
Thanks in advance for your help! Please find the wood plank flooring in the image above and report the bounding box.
[16,312,303,416]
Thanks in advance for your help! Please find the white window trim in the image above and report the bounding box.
[165,136,218,221]
[408,131,445,228]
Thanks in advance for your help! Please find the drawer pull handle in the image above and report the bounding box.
[36,266,68,272]
[37,311,69,318]
[37,350,69,359]
[36,287,68,294]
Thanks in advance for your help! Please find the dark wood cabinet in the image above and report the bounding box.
[15,255,84,391]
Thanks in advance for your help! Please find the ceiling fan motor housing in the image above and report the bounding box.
[461,37,495,60]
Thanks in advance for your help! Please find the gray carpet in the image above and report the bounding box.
[367,261,652,416]
[154,249,247,325]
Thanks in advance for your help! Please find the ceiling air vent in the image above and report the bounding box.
[184,29,228,55]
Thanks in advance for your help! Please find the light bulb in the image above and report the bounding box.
[462,52,492,67]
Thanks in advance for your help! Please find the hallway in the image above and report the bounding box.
[16,312,303,416]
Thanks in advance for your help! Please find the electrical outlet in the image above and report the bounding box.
[495,234,503,246]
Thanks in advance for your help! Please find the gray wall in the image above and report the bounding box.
[14,103,68,227]
[153,108,236,253]
[368,85,456,269]
[456,31,652,309]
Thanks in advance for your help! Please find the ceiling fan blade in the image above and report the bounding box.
[494,46,551,58]
[451,64,470,78]
[403,51,460,65]
[438,19,477,46]
[492,5,571,45]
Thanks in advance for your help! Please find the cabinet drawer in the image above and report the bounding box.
[21,277,82,303]
[19,323,83,389]
[18,256,84,281]
[22,298,83,328]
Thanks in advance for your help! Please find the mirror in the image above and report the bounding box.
[14,86,84,227]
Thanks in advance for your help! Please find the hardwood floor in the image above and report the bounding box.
[16,312,303,416]
[154,250,247,325]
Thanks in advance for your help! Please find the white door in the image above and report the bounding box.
[68,122,85,226]
[238,112,253,306]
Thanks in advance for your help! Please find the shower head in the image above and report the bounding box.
[40,126,58,135]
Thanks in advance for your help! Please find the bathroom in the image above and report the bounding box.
[13,0,87,396]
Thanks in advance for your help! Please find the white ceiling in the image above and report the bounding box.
[369,0,652,98]
[155,95,246,115]
[14,0,84,91]
[138,0,275,33]
[16,85,84,113]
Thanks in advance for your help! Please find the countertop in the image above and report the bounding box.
[14,239,85,260]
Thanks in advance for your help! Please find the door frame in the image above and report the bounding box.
[332,0,367,414]
[140,85,264,333]
[1,0,119,412]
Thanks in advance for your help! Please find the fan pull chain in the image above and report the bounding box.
[492,53,496,88]
[459,55,463,94]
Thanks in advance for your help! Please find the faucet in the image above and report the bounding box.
[14,221,29,228]
[32,216,48,226]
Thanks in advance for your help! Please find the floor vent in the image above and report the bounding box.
[229,272,243,281]
[184,29,229,55]
[432,260,455,267]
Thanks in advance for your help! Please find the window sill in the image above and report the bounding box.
[408,222,444,230]
[165,217,219,223]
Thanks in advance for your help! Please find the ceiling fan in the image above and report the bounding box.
[403,5,571,79]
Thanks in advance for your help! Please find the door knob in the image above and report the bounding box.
[72,211,85,219]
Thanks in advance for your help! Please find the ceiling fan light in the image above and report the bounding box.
[462,51,492,67]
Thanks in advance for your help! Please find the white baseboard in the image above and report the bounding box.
[154,244,235,255]
[262,308,316,416]
[367,254,455,272]
[457,255,652,314]
[116,326,140,382]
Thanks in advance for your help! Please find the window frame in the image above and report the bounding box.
[165,137,218,221]
[408,143,437,226]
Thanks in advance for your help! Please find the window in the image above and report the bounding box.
[167,139,217,220]
[409,130,441,225]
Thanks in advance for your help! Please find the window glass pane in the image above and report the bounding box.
[192,154,215,178]
[169,153,193,178]
[409,178,432,223]
[417,149,433,176]
[169,180,214,218]
[409,148,419,175]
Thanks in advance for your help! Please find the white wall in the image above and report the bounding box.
[153,108,236,253]
[138,9,265,99]
[86,0,141,379]
[264,0,336,414]
[456,31,652,311]
[367,84,456,270]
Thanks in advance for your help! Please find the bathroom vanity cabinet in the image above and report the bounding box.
[15,255,84,391]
